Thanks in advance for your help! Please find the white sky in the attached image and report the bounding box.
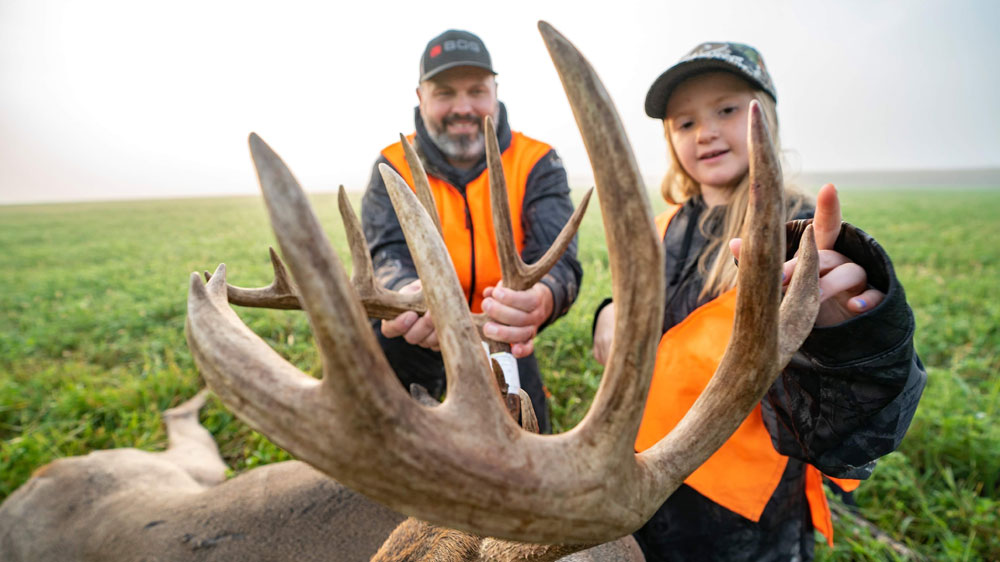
[1,0,998,204]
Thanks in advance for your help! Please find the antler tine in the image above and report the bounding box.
[245,134,406,396]
[485,115,593,291]
[209,186,427,319]
[186,263,322,452]
[640,100,820,491]
[379,163,509,412]
[337,178,499,339]
[538,22,663,461]
[779,224,819,364]
[338,185,377,291]
[204,246,304,310]
[484,114,519,288]
[336,185,426,319]
[399,133,444,236]
[189,133,434,477]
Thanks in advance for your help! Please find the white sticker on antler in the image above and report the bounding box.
[491,351,520,395]
[480,342,520,394]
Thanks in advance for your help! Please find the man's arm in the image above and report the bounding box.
[518,149,583,328]
[361,156,418,292]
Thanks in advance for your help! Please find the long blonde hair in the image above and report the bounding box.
[659,90,805,300]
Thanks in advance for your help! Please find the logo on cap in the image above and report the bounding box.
[443,39,481,53]
[430,45,442,58]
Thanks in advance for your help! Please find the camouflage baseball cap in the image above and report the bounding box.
[644,42,776,119]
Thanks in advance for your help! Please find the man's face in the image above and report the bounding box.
[417,66,499,167]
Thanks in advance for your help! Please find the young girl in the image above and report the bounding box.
[592,42,925,561]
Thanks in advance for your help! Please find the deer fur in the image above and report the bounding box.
[0,392,642,561]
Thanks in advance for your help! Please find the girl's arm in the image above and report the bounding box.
[762,219,926,478]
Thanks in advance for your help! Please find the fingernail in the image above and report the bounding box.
[403,313,416,327]
[781,271,787,283]
[481,299,491,312]
[854,298,866,310]
[484,324,498,337]
[494,288,506,299]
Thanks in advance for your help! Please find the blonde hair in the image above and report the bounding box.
[659,89,805,300]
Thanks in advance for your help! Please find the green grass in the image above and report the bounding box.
[2,188,998,560]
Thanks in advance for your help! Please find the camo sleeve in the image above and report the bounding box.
[761,221,927,479]
[520,148,583,330]
[360,156,418,292]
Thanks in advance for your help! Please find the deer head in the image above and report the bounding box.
[185,21,819,547]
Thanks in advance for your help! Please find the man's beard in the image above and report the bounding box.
[426,112,486,165]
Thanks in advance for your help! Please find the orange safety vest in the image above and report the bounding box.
[635,207,859,546]
[381,132,552,312]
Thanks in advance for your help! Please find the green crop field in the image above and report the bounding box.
[1,188,998,560]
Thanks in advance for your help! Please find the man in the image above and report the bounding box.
[361,29,582,433]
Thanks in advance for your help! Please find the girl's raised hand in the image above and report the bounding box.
[730,183,885,327]
[807,184,885,325]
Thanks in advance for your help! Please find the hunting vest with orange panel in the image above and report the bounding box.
[635,208,860,546]
[381,132,552,312]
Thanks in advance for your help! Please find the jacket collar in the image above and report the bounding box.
[413,102,511,189]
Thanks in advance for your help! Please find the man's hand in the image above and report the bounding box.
[592,302,615,366]
[481,281,554,358]
[730,183,885,327]
[380,280,440,350]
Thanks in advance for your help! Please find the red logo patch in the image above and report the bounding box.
[430,45,442,58]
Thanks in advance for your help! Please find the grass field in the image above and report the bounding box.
[2,188,998,560]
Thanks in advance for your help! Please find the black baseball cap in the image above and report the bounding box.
[644,42,777,119]
[419,29,496,82]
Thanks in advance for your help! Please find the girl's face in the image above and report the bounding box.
[665,72,758,196]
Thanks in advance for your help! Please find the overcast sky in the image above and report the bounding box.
[1,0,998,204]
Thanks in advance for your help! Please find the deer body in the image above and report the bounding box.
[0,393,640,562]
[1,460,401,561]
[0,392,401,561]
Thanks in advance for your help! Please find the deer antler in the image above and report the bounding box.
[484,114,593,292]
[336,184,426,319]
[211,182,429,320]
[399,132,444,236]
[186,21,819,545]
[204,246,301,309]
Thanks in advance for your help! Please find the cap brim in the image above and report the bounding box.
[644,59,773,119]
[420,61,497,82]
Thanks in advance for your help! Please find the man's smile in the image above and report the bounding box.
[443,113,481,135]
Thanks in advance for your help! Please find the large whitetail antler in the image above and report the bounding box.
[186,21,819,545]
